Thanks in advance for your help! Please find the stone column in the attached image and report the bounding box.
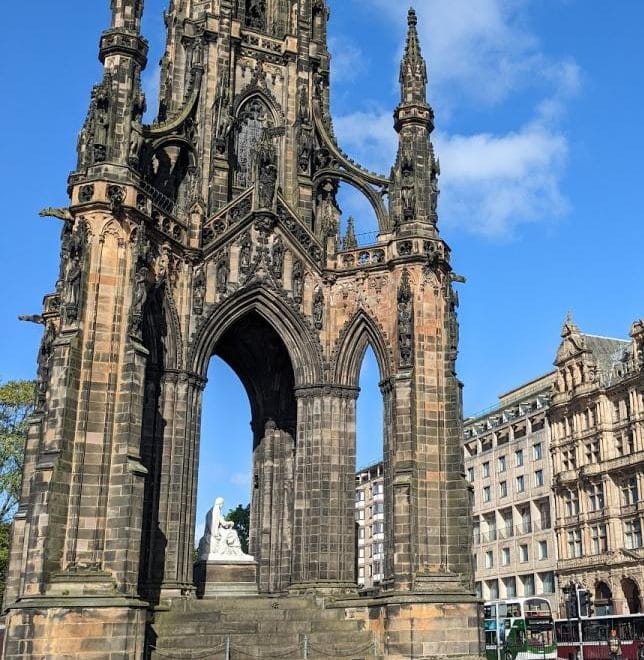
[290,386,358,592]
[154,373,206,598]
[250,420,295,592]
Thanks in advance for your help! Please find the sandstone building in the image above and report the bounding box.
[550,316,644,616]
[3,1,480,658]
[463,374,558,609]
[463,316,644,620]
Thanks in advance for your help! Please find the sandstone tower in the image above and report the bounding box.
[3,1,481,657]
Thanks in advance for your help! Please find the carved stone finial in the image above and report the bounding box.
[342,217,358,250]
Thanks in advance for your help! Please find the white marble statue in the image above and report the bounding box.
[197,497,254,562]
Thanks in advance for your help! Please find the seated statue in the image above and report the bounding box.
[197,497,254,562]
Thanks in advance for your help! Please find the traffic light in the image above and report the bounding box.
[579,589,593,618]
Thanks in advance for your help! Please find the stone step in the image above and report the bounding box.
[168,596,315,612]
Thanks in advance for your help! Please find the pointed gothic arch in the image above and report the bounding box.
[332,308,392,387]
[190,284,324,385]
[313,170,390,234]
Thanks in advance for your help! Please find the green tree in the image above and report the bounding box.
[0,380,35,595]
[226,503,250,554]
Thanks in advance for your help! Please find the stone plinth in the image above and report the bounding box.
[194,560,258,598]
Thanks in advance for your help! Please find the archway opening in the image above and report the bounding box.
[622,577,641,614]
[355,345,385,589]
[195,311,297,593]
[336,182,381,248]
[595,581,614,616]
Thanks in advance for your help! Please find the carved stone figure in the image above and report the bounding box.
[255,132,278,209]
[197,497,254,561]
[63,221,89,324]
[39,207,74,222]
[239,231,252,274]
[92,84,110,163]
[129,119,145,163]
[245,0,266,30]
[129,230,152,335]
[107,185,126,215]
[216,256,229,293]
[312,286,324,330]
[402,185,416,219]
[271,236,284,279]
[193,266,206,315]
[292,260,303,303]
[397,269,413,367]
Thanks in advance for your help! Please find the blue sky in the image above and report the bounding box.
[1,1,642,529]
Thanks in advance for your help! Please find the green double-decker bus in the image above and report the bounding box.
[484,597,557,660]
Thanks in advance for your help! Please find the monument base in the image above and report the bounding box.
[194,559,258,598]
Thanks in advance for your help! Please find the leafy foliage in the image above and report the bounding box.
[226,503,250,554]
[0,380,34,598]
[0,380,34,522]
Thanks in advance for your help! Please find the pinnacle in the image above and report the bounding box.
[408,8,418,28]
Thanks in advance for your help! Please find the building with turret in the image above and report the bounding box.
[3,2,481,658]
[550,316,644,616]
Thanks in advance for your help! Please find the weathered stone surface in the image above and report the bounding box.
[4,2,481,659]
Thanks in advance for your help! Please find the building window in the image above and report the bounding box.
[625,519,643,550]
[585,440,601,464]
[358,567,365,579]
[502,547,511,565]
[565,490,580,516]
[499,481,508,498]
[523,574,535,596]
[501,509,513,538]
[483,462,490,478]
[485,551,494,568]
[539,500,551,530]
[373,521,384,535]
[374,502,384,514]
[488,579,499,600]
[373,482,384,496]
[504,576,517,598]
[622,477,639,506]
[514,449,524,467]
[483,486,491,503]
[498,455,506,473]
[475,582,482,599]
[533,443,543,460]
[516,475,525,493]
[358,547,365,558]
[538,540,548,560]
[358,527,365,539]
[534,469,544,487]
[588,482,605,512]
[519,544,529,562]
[540,571,555,594]
[467,467,474,482]
[562,448,577,471]
[567,529,583,558]
[591,524,608,554]
[357,509,365,521]
[356,490,365,502]
[519,507,532,534]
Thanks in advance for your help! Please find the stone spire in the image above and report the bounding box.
[400,8,428,107]
[109,0,144,32]
[390,8,439,232]
[73,0,148,171]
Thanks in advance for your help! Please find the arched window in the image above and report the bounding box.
[245,0,267,31]
[622,578,641,614]
[235,98,273,188]
[595,581,614,616]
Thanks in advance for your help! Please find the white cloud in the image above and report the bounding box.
[328,37,367,83]
[435,127,569,237]
[329,0,581,238]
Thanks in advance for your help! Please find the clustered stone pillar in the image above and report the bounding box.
[290,386,358,592]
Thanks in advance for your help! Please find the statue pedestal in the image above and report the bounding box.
[194,559,258,598]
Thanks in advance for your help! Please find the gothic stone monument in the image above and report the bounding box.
[3,1,481,658]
